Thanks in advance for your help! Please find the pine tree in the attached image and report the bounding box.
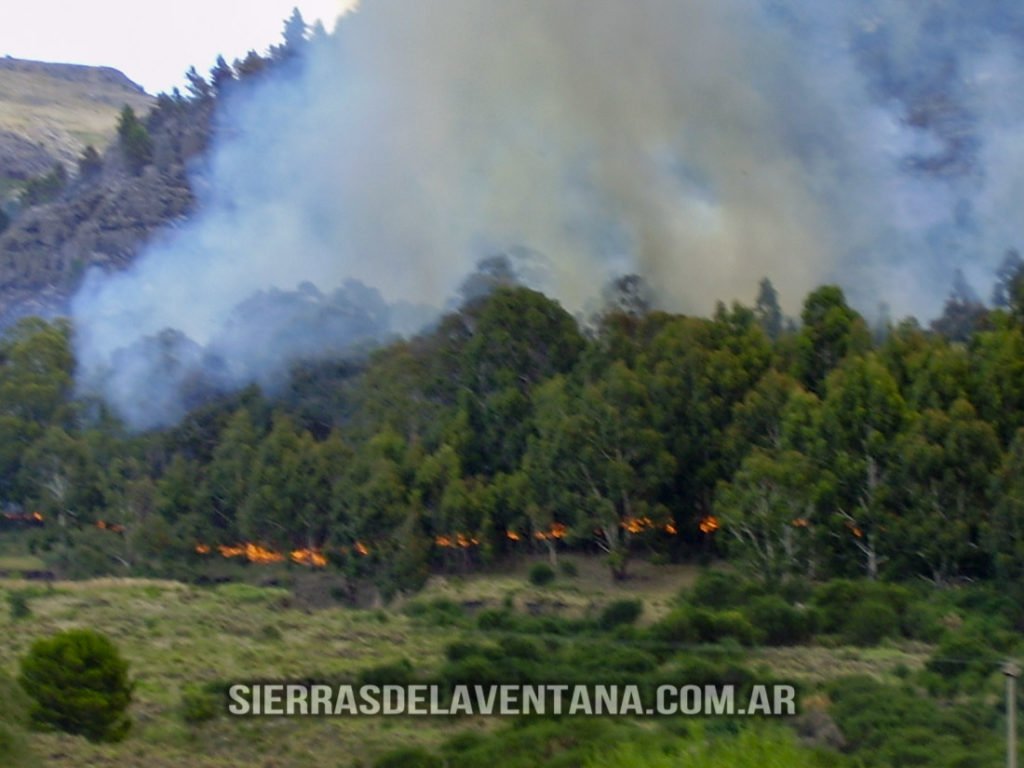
[116,106,153,174]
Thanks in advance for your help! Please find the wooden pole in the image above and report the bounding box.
[1005,661,1020,768]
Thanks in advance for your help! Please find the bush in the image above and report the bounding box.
[692,609,764,646]
[689,571,760,610]
[498,636,543,661]
[404,598,467,627]
[18,628,132,742]
[598,599,643,630]
[842,599,899,646]
[117,106,153,174]
[744,596,811,646]
[7,592,30,620]
[357,658,416,686]
[926,631,1001,690]
[648,606,699,645]
[812,580,910,636]
[529,563,556,586]
[374,747,443,768]
[180,684,220,724]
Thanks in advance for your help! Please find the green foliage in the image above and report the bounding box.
[116,105,153,174]
[405,597,468,627]
[744,595,812,646]
[18,628,132,742]
[179,684,220,725]
[597,599,643,630]
[374,747,443,768]
[7,591,30,620]
[924,629,1002,693]
[0,673,34,767]
[441,717,666,768]
[827,676,1000,767]
[357,658,416,686]
[689,571,763,610]
[811,580,910,637]
[842,599,899,646]
[528,562,555,586]
[19,163,67,206]
[586,724,824,768]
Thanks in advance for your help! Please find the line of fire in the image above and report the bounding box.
[3,507,723,569]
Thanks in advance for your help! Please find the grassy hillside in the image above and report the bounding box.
[0,57,153,184]
[0,559,939,768]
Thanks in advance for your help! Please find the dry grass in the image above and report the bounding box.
[0,564,936,767]
[0,578,462,768]
[0,62,153,162]
[410,553,703,624]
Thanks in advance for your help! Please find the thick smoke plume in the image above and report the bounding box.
[72,0,1024,428]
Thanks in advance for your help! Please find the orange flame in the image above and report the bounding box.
[2,510,45,523]
[290,548,328,567]
[622,516,656,534]
[506,530,522,542]
[218,542,286,564]
[195,544,211,554]
[664,522,678,535]
[354,541,370,556]
[435,533,481,549]
[699,516,720,534]
[96,520,126,534]
[534,522,568,541]
[792,518,810,528]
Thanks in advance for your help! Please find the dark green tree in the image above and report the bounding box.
[18,629,132,743]
[117,105,153,174]
[754,277,784,340]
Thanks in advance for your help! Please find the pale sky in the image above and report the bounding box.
[0,0,354,94]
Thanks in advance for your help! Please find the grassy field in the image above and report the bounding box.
[0,558,934,767]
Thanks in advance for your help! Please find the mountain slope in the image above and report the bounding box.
[0,57,153,184]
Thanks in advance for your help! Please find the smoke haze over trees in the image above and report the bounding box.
[63,0,1024,429]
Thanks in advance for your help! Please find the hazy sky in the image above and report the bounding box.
[0,0,352,94]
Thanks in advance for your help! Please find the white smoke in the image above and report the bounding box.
[72,0,1024,428]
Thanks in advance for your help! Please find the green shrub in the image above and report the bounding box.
[498,636,543,661]
[18,628,132,742]
[926,631,1000,690]
[901,601,944,643]
[692,609,764,646]
[812,580,910,636]
[744,595,811,646]
[663,655,754,689]
[649,606,699,645]
[477,609,518,631]
[6,592,30,621]
[180,684,220,724]
[689,570,760,609]
[529,563,556,586]
[374,746,443,768]
[598,599,643,630]
[842,599,899,646]
[357,658,416,686]
[404,598,467,626]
